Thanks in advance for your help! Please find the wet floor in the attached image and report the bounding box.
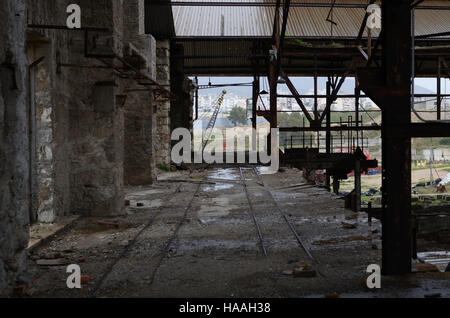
[25,167,450,298]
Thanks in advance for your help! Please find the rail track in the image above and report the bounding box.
[238,166,325,277]
[89,167,206,297]
[147,170,206,286]
[238,167,268,256]
[90,165,322,296]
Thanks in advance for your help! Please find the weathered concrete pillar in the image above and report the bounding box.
[123,89,156,185]
[155,40,171,168]
[170,43,194,146]
[25,0,73,224]
[66,1,125,216]
[0,0,29,296]
[123,0,157,185]
[27,40,63,223]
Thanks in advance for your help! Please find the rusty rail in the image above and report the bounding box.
[239,167,268,256]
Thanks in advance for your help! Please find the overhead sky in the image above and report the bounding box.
[193,76,450,98]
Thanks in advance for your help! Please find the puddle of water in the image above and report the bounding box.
[208,168,240,181]
[203,183,234,192]
[257,166,276,175]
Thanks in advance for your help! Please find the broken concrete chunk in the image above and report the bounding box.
[291,261,316,278]
[342,221,357,229]
[345,214,358,220]
[36,259,67,266]
[39,252,64,259]
[293,261,312,269]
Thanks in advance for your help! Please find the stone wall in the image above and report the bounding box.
[0,0,29,296]
[27,0,126,217]
[0,0,165,295]
[123,0,157,185]
[155,40,171,168]
[67,0,125,217]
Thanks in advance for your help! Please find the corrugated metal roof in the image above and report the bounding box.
[171,0,450,38]
[168,1,450,76]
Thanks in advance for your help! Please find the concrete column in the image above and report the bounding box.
[67,1,125,216]
[0,0,29,296]
[28,41,60,223]
[123,0,157,185]
[69,82,125,217]
[170,44,194,142]
[155,40,171,167]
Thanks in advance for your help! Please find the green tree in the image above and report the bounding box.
[228,106,248,126]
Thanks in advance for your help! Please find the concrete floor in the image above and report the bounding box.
[25,167,450,298]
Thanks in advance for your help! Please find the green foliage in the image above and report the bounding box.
[228,106,248,126]
[413,137,450,151]
[277,112,305,127]
[158,164,170,172]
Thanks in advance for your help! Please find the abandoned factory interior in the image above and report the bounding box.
[2,0,450,299]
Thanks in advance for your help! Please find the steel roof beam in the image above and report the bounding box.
[158,1,450,10]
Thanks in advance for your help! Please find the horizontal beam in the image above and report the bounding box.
[278,94,367,98]
[167,2,368,8]
[386,122,450,138]
[279,125,381,132]
[416,31,450,39]
[154,1,450,10]
[278,94,450,98]
[174,35,450,41]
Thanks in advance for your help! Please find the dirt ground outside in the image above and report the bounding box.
[340,167,450,193]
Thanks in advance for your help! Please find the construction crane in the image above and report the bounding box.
[201,90,227,152]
